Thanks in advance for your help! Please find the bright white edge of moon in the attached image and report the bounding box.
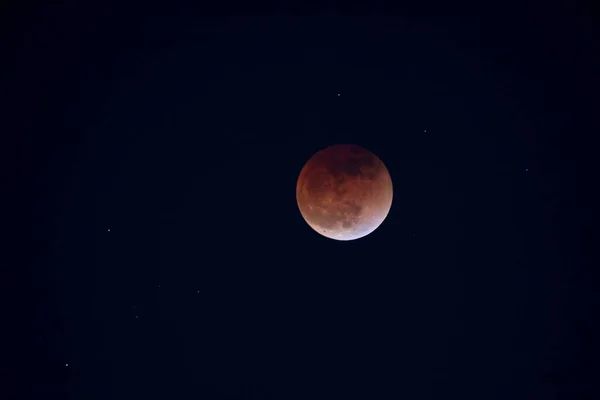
[303,202,392,241]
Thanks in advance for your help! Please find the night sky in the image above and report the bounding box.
[4,2,598,399]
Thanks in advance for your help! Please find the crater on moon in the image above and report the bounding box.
[296,144,393,241]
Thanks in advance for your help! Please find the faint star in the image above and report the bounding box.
[525,168,529,172]
[135,315,139,319]
[424,129,427,132]
[197,290,200,293]
[65,363,69,367]
[107,229,110,232]
[337,93,340,96]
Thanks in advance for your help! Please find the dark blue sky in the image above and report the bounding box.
[4,2,597,399]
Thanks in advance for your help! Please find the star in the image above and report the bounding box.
[525,168,529,172]
[337,93,340,96]
[107,229,111,232]
[65,363,69,367]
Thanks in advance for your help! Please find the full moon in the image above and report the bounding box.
[296,144,393,241]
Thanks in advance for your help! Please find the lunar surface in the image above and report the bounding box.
[296,144,393,241]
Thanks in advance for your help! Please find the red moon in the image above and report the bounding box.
[296,144,393,241]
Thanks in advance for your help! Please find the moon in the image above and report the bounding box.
[296,144,393,241]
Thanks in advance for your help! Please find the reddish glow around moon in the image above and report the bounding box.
[296,144,393,241]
